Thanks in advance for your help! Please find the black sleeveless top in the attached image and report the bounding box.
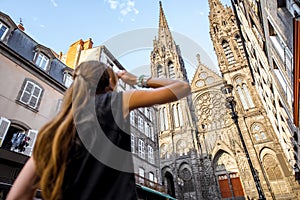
[62,92,137,200]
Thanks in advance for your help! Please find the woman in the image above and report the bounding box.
[7,61,191,200]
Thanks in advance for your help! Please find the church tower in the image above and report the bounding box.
[206,0,300,199]
[150,2,200,199]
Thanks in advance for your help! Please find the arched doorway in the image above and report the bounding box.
[164,171,175,197]
[214,152,245,199]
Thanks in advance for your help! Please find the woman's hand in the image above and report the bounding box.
[117,70,137,86]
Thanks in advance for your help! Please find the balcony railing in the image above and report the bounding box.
[135,174,167,193]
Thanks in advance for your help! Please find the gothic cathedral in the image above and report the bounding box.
[151,1,300,200]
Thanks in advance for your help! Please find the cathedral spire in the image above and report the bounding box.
[157,1,173,46]
[159,1,169,31]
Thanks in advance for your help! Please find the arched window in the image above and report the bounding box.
[157,65,163,78]
[252,123,267,141]
[168,62,175,79]
[222,40,236,65]
[173,104,179,127]
[163,107,169,130]
[172,104,179,127]
[178,104,183,126]
[160,108,165,131]
[235,34,245,57]
[236,78,255,109]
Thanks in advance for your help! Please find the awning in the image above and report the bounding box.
[136,183,177,200]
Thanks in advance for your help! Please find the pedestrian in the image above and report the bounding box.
[7,60,191,200]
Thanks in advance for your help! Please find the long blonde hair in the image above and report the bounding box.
[33,61,112,200]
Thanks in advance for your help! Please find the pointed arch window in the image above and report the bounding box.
[172,104,179,127]
[168,62,175,79]
[222,40,236,65]
[157,65,163,78]
[163,107,169,130]
[173,104,179,127]
[235,34,245,57]
[252,123,267,141]
[236,78,255,109]
[160,108,164,131]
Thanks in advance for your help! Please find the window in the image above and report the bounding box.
[0,117,11,147]
[157,65,163,78]
[130,111,135,126]
[63,72,73,88]
[131,134,135,153]
[235,34,245,57]
[222,40,236,65]
[173,104,179,127]
[150,127,154,141]
[18,79,43,110]
[138,139,145,158]
[168,62,175,79]
[139,168,145,184]
[0,21,8,41]
[138,116,144,132]
[148,145,154,163]
[252,123,268,141]
[145,123,150,137]
[0,117,38,156]
[34,53,49,71]
[149,172,154,186]
[160,108,165,131]
[163,107,169,130]
[236,78,255,109]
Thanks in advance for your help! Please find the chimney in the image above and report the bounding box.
[17,18,25,31]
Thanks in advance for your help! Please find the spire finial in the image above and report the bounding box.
[196,54,201,65]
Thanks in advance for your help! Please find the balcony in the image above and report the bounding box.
[135,174,167,193]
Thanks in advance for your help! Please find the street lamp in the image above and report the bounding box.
[221,83,266,200]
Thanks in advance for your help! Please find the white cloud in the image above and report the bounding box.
[105,0,139,20]
[107,0,119,9]
[199,11,204,16]
[50,0,58,7]
[40,24,45,28]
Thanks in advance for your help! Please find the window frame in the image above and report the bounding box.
[34,52,50,71]
[0,21,9,41]
[16,79,44,111]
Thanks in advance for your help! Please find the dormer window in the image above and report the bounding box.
[0,21,8,41]
[63,72,73,88]
[34,52,49,71]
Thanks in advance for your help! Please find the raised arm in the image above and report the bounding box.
[6,157,38,200]
[118,70,191,117]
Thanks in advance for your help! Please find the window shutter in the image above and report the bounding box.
[20,81,34,104]
[0,117,11,147]
[23,129,38,156]
[29,85,42,108]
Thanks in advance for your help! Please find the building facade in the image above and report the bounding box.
[152,1,300,199]
[230,0,300,177]
[0,11,70,198]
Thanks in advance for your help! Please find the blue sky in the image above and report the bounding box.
[0,0,232,80]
